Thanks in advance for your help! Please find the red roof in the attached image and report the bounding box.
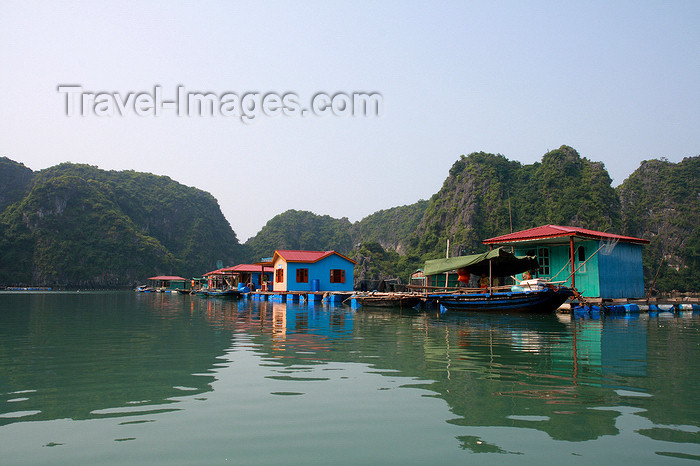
[483,225,649,245]
[227,264,274,273]
[270,250,356,264]
[204,264,273,276]
[148,276,187,281]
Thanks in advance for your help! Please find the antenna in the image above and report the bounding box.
[600,237,619,255]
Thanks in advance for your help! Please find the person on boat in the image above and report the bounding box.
[478,273,490,289]
[522,270,532,281]
[457,267,470,287]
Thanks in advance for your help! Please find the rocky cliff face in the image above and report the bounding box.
[0,157,33,212]
[617,156,699,291]
[0,161,243,287]
[414,146,621,258]
[350,201,428,254]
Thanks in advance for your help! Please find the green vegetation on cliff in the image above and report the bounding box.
[350,201,428,254]
[243,209,353,262]
[0,157,33,212]
[2,148,696,291]
[0,161,243,287]
[617,156,699,292]
[415,146,620,259]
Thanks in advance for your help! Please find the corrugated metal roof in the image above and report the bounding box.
[148,276,187,281]
[227,264,274,273]
[276,250,333,262]
[483,224,649,245]
[204,264,274,276]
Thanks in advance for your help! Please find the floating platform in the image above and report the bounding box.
[347,292,424,309]
[567,302,700,318]
[243,291,352,305]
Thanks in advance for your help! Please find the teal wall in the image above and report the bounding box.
[285,255,354,292]
[515,242,601,295]
[428,272,460,288]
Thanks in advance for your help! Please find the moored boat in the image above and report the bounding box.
[348,293,422,308]
[432,285,573,313]
[201,288,242,298]
[421,247,573,313]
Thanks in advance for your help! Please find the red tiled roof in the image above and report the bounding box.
[148,276,187,281]
[227,264,274,273]
[483,225,649,245]
[204,264,274,276]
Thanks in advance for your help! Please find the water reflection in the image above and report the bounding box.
[0,292,229,426]
[1,292,699,461]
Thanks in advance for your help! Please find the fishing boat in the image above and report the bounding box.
[348,293,422,308]
[201,288,241,298]
[422,247,573,313]
[431,285,573,313]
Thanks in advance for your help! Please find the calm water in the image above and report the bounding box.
[1,292,699,464]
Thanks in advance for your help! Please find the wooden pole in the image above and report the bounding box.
[444,239,450,289]
[646,258,664,302]
[488,258,493,296]
[570,237,575,288]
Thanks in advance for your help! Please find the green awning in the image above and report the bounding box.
[423,247,539,277]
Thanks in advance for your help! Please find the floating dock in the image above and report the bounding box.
[243,290,352,305]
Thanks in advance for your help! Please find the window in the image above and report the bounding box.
[275,268,284,283]
[537,247,550,275]
[577,246,586,262]
[576,246,586,273]
[296,268,308,283]
[330,269,345,283]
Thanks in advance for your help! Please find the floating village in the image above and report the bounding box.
[137,224,700,318]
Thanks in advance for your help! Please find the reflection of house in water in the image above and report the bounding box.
[603,320,647,376]
[271,304,353,338]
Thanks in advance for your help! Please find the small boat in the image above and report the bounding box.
[201,288,242,298]
[432,285,573,313]
[348,293,422,308]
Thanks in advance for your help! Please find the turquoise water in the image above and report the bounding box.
[1,292,699,464]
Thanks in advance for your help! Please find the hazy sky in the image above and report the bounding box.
[1,1,698,241]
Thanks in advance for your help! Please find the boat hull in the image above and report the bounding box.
[354,296,422,308]
[202,289,241,298]
[434,287,572,313]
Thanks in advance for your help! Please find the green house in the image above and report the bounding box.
[147,275,187,291]
[483,225,649,299]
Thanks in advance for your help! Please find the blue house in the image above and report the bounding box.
[483,225,649,299]
[263,250,356,293]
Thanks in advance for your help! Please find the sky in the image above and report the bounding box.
[1,1,698,241]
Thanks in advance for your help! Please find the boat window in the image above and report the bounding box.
[296,268,308,283]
